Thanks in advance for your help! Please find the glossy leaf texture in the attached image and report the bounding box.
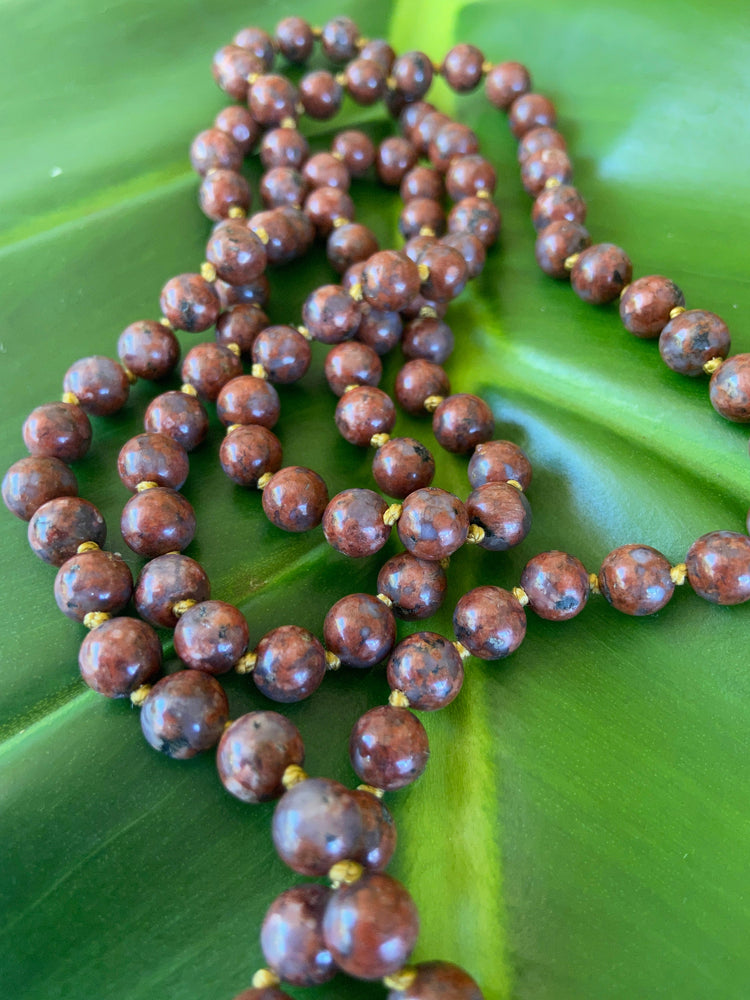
[1,1,749,998]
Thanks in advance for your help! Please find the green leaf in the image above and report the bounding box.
[2,1,749,999]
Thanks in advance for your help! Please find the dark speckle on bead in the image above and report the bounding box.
[303,284,361,344]
[272,777,363,876]
[466,481,532,551]
[447,197,500,248]
[377,551,447,620]
[206,220,267,285]
[619,275,685,338]
[262,466,329,532]
[79,617,162,697]
[387,631,464,710]
[659,309,731,376]
[372,436,435,499]
[144,391,209,452]
[261,884,336,987]
[3,456,77,521]
[23,402,92,463]
[521,550,589,621]
[323,593,396,668]
[598,544,674,615]
[28,496,106,566]
[174,599,248,674]
[218,710,305,803]
[134,552,210,628]
[323,488,391,558]
[63,356,130,416]
[140,670,228,758]
[121,487,196,558]
[350,704,429,790]
[453,585,527,660]
[686,530,750,605]
[160,274,220,333]
[433,393,494,454]
[397,487,469,561]
[709,354,750,422]
[570,243,633,305]
[54,549,133,622]
[532,183,586,233]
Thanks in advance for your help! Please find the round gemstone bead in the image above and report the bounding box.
[63,356,129,416]
[120,488,196,558]
[216,305,268,357]
[509,92,556,138]
[327,223,379,275]
[28,497,106,566]
[417,244,468,302]
[260,165,307,208]
[140,670,229,758]
[432,393,494,454]
[387,631,464,710]
[159,274,220,333]
[453,586,527,660]
[377,551,447,620]
[220,425,282,487]
[398,487,469,561]
[709,354,750,421]
[362,251,421,312]
[619,275,686,338]
[248,74,299,126]
[206,220,267,285]
[252,325,311,384]
[356,307,403,355]
[261,884,336,987]
[351,788,397,870]
[392,50,433,100]
[144,391,208,452]
[54,549,132,622]
[535,220,591,279]
[332,130,376,177]
[211,46,262,101]
[386,961,484,1000]
[271,777,363,877]
[79,617,162,697]
[262,467,329,533]
[466,481,532,551]
[260,128,309,169]
[468,440,533,490]
[659,309,731,376]
[217,711,305,803]
[322,488,391,558]
[275,17,314,63]
[233,26,275,67]
[335,386,396,447]
[323,593,396,668]
[598,544,675,615]
[117,433,188,492]
[324,341,382,396]
[443,231,487,278]
[521,550,590,621]
[350,704,430,790]
[401,165,444,203]
[214,104,260,154]
[303,284,360,344]
[377,137,418,186]
[402,317,454,364]
[372,437,435,499]
[521,147,573,196]
[181,342,242,401]
[485,61,531,109]
[395,360,450,416]
[447,197,500,247]
[570,243,633,305]
[134,553,210,629]
[199,169,251,221]
[442,43,484,92]
[22,402,91,462]
[217,375,280,429]
[117,320,180,380]
[320,15,359,63]
[173,599,249,674]
[686,530,750,605]
[253,625,327,703]
[2,456,77,521]
[190,127,243,175]
[532,183,586,233]
[299,70,343,119]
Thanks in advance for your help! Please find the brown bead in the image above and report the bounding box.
[249,207,312,265]
[344,57,387,105]
[535,220,591,279]
[189,127,242,175]
[404,233,438,263]
[79,617,161,697]
[321,15,359,62]
[117,433,188,492]
[304,186,354,235]
[275,16,314,63]
[199,169,251,222]
[2,456,77,521]
[395,360,450,416]
[325,341,382,396]
[520,550,589,621]
[532,183,586,233]
[442,231,487,279]
[686,531,750,605]
[518,125,567,163]
[181,342,242,401]
[211,45,263,101]
[466,481,532,551]
[390,51,432,100]
[22,402,91,463]
[446,155,496,201]
[350,704,429,790]
[144,391,208,452]
[261,884,336,987]
[468,440,533,490]
[252,325,311,384]
[709,354,750,421]
[218,711,305,803]
[599,544,675,615]
[303,152,350,191]
[485,61,531,109]
[28,497,106,566]
[509,92,557,138]
[206,221,266,285]
[376,137,418,187]
[453,586,527,660]
[120,487,196,558]
[398,487,469,560]
[54,549,132,622]
[272,777,364,876]
[215,274,270,310]
[429,123,479,174]
[447,197,500,248]
[356,306,403,355]
[215,104,260,155]
[259,167,303,211]
[571,243,633,305]
[220,425,282,487]
[232,990,293,1000]
[260,127,309,170]
[216,304,269,357]
[233,26,275,67]
[618,276,686,337]
[417,244,468,302]
[335,386,396,447]
[63,356,129,416]
[248,74,299,126]
[323,593,396,668]
[388,961,484,1000]
[322,488,391,558]
[332,129,376,177]
[659,309,731,376]
[217,375,280,428]
[327,223,378,274]
[299,70,343,120]
[117,320,180,380]
[160,273,220,333]
[442,43,484,92]
[362,251,420,312]
[361,38,396,71]
[140,670,228,758]
[400,166,443,203]
[322,872,419,980]
[399,99,436,138]
[377,551,447,620]
[262,466,329,533]
[521,148,573,197]
[432,393,494,454]
[134,553,210,629]
[253,625,327,703]
[399,198,446,240]
[387,631,463,710]
[174,599,248,674]
[351,788,397,869]
[303,284,361,343]
[372,437,435,499]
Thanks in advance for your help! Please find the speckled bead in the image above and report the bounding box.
[299,70,343,119]
[22,402,91,462]
[63,356,130,416]
[508,92,556,138]
[160,274,220,333]
[352,788,397,870]
[442,231,486,278]
[532,183,586,233]
[399,198,446,240]
[372,437,435,499]
[252,325,311,384]
[387,631,463,710]
[520,550,590,621]
[599,544,674,615]
[332,130,376,177]
[2,456,77,521]
[211,45,263,101]
[218,711,305,803]
[181,342,243,401]
[206,220,267,285]
[304,187,355,235]
[391,51,433,100]
[322,872,420,980]
[327,223,379,274]
[376,137,418,187]
[261,884,336,987]
[618,275,685,338]
[442,43,484,92]
[399,100,436,138]
[303,285,361,344]
[140,670,229,758]
[397,487,469,561]
[356,306,403,355]
[217,375,280,428]
[485,61,531,109]
[322,488,391,558]
[428,123,479,174]
[215,104,260,154]
[323,593,396,668]
[447,197,500,248]
[249,207,313,264]
[535,220,591,279]
[686,531,750,605]
[453,586,527,660]
[402,317,454,364]
[466,481,532,551]
[404,233,438,263]
[260,128,309,169]
[321,15,359,62]
[335,386,396,447]
[248,74,299,126]
[174,599,248,674]
[216,274,270,310]
[275,16,315,63]
[709,354,750,421]
[134,553,210,628]
[272,777,364,876]
[220,425,283,487]
[79,617,162,697]
[28,497,106,566]
[260,164,306,209]
[117,320,180,380]
[659,310,731,376]
[144,391,209,452]
[199,169,251,222]
[303,152,350,192]
[432,393,494,454]
[377,551,447,620]
[233,26,275,67]
[518,125,567,163]
[521,148,573,197]
[54,549,133,622]
[417,244,468,302]
[445,155,496,201]
[344,57,387,105]
[395,360,450,416]
[570,243,633,305]
[117,433,188,492]
[262,466,329,532]
[387,961,484,1000]
[190,126,243,175]
[468,440,533,490]
[350,704,430,790]
[411,111,450,155]
[216,305,269,357]
[120,487,196,558]
[360,39,396,72]
[401,165,444,203]
[324,341,382,396]
[253,625,328,703]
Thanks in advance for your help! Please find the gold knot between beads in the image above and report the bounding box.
[423,394,444,413]
[62,391,79,406]
[279,116,296,129]
[246,72,260,86]
[235,651,257,674]
[357,783,385,798]
[200,261,217,283]
[328,859,364,888]
[506,478,524,491]
[296,324,311,340]
[383,503,402,526]
[332,215,350,229]
[325,650,342,671]
[588,572,601,595]
[619,283,632,300]
[453,640,471,660]
[417,262,430,282]
[388,689,410,708]
[130,684,151,707]
[371,432,391,449]
[226,423,241,434]
[564,252,580,271]
[466,524,486,544]
[476,189,492,200]
[135,480,159,492]
[439,556,450,570]
[159,316,173,328]
[669,305,686,320]
[334,71,347,86]
[256,471,273,490]
[419,225,436,237]
[251,969,280,990]
[512,586,530,607]
[227,205,246,219]
[83,611,111,630]
[226,342,241,356]
[172,598,197,618]
[376,592,393,608]
[253,226,269,245]
[251,363,268,380]
[383,967,418,992]
[481,60,494,74]
[703,357,724,375]
[348,281,364,301]
[281,763,308,789]
[419,305,438,318]
[76,540,100,554]
[122,365,137,385]
[544,176,562,190]
[180,383,198,397]
[670,562,688,586]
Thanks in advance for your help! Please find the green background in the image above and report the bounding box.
[1,0,749,998]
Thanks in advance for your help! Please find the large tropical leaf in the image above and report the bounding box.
[1,1,749,998]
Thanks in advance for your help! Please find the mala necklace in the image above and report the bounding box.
[4,13,750,1000]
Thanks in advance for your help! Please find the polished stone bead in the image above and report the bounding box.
[54,549,132,622]
[521,550,590,621]
[535,220,591,279]
[253,625,327,703]
[508,92,557,138]
[28,497,106,566]
[398,487,469,560]
[686,530,750,605]
[189,126,243,175]
[214,104,260,154]
[321,15,359,62]
[261,884,336,986]
[260,165,306,209]
[571,243,633,304]
[303,151,350,191]
[377,551,447,620]
[532,183,586,232]
[417,244,468,302]
[211,45,263,101]
[327,223,379,274]
[518,125,567,163]
[598,544,674,615]
[217,375,279,428]
[387,960,484,1000]
[303,285,360,344]
[376,137,418,186]
[63,356,130,416]
[485,61,531,109]
[411,110,451,155]
[252,325,311,384]
[181,343,242,401]
[521,147,573,197]
[206,220,267,285]
[117,320,180,380]
[372,437,435,499]
[260,127,309,169]
[216,305,269,357]
[432,393,494,454]
[360,38,396,72]
[709,354,750,422]
[399,198,446,240]
[199,169,252,221]
[447,196,500,248]
[399,100,436,139]
[134,553,210,628]
[401,165,444,203]
[362,250,421,312]
[323,488,391,558]
[217,711,304,803]
[404,233,438,263]
[275,16,314,63]
[215,274,270,310]
[442,43,484,91]
[356,306,403,355]
[659,309,731,376]
[619,275,685,338]
[468,440,533,490]
[117,433,188,492]
[351,788,397,869]
[144,391,209,452]
[140,670,228,758]
[262,466,329,532]
[3,456,77,521]
[446,155,497,200]
[174,599,248,674]
[23,402,91,463]
[428,122,479,174]
[387,631,463,710]
[120,487,196,558]
[160,274,220,333]
[402,316,455,364]
[220,425,282,487]
[299,70,343,119]
[79,617,161,697]
[249,207,313,265]
[395,360,450,416]
[350,705,430,790]
[466,481,532,551]
[335,386,396,447]
[323,593,396,668]
[272,777,364,876]
[453,585,527,660]
[248,74,299,126]
[332,129,376,177]
[304,186,355,235]
[233,26,275,67]
[391,50,433,100]
[344,57,387,105]
[325,341,382,396]
[322,872,419,980]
